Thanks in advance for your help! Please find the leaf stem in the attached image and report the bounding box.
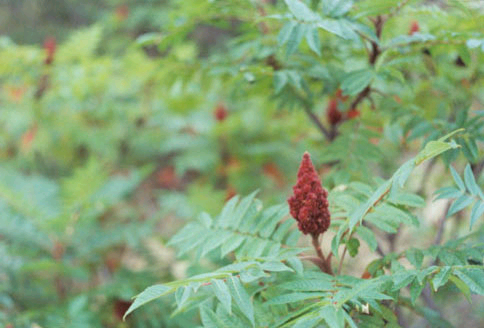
[350,15,385,110]
[301,102,333,141]
[433,200,452,249]
[311,233,333,275]
[337,246,347,275]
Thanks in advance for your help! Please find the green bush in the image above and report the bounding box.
[1,0,484,327]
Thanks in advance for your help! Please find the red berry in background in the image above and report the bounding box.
[214,103,228,122]
[361,270,372,279]
[7,85,26,103]
[156,165,180,189]
[326,88,350,126]
[115,5,130,21]
[104,250,123,273]
[34,75,50,99]
[225,185,237,201]
[113,299,132,321]
[51,241,64,261]
[44,37,56,65]
[335,88,349,102]
[346,109,360,119]
[21,124,38,152]
[288,152,331,236]
[263,162,285,187]
[326,98,343,126]
[393,95,402,104]
[409,21,420,35]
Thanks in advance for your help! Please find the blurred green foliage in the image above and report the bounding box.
[0,0,484,327]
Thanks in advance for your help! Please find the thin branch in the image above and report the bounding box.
[256,5,270,34]
[418,189,457,324]
[425,198,452,322]
[376,243,386,257]
[395,305,408,328]
[388,229,399,253]
[349,86,371,111]
[312,234,326,260]
[398,295,445,324]
[336,228,356,275]
[311,233,333,275]
[299,255,327,272]
[433,200,452,249]
[337,185,392,272]
[356,30,373,43]
[329,124,338,141]
[301,102,332,141]
[418,157,438,194]
[471,159,484,178]
[368,95,376,110]
[398,277,446,324]
[337,246,347,275]
[370,88,390,97]
[421,285,441,313]
[355,30,372,58]
[349,15,384,110]
[303,16,386,141]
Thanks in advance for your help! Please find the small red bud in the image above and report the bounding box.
[326,98,343,126]
[346,109,360,119]
[263,162,285,187]
[409,21,420,35]
[361,270,372,279]
[156,165,180,189]
[225,186,237,201]
[113,299,132,321]
[44,37,56,65]
[335,88,349,102]
[214,103,228,122]
[21,124,38,152]
[8,85,26,103]
[115,5,130,21]
[51,241,64,261]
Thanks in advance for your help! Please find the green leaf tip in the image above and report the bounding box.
[123,284,172,320]
[414,129,464,165]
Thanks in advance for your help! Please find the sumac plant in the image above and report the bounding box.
[119,0,484,326]
[125,131,484,327]
[1,0,483,327]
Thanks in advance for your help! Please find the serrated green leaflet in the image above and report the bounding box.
[211,279,232,314]
[227,276,255,327]
[123,285,171,320]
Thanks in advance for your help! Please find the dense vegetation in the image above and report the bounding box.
[1,0,484,327]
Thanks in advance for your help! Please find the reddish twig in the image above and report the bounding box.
[311,233,333,275]
[299,255,327,272]
[301,102,333,141]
